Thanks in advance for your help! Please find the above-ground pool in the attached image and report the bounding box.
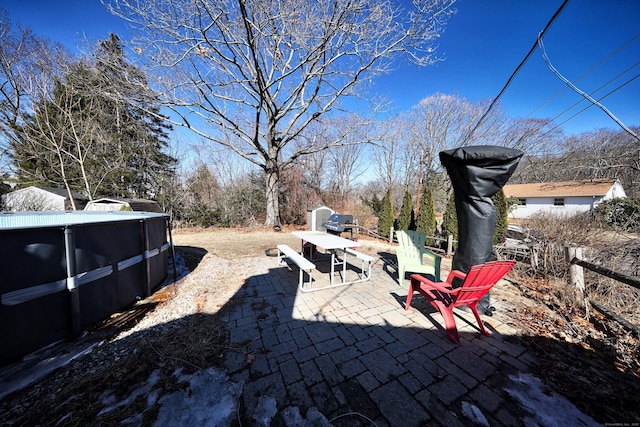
[0,211,172,365]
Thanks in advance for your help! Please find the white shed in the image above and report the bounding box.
[1,186,87,211]
[84,197,162,213]
[503,179,626,219]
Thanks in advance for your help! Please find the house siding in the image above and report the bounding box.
[606,181,627,199]
[2,187,88,212]
[2,187,66,211]
[510,196,599,218]
[505,179,627,219]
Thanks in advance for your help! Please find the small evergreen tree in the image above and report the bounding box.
[415,186,437,241]
[362,193,383,217]
[441,190,458,249]
[397,190,414,231]
[377,188,394,239]
[441,189,509,249]
[492,189,509,245]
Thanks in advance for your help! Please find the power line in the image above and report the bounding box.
[526,33,640,118]
[538,33,640,141]
[541,71,640,137]
[463,0,570,144]
[542,60,640,128]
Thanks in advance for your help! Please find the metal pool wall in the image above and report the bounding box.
[0,211,172,365]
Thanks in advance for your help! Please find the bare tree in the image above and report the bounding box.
[372,115,403,190]
[323,115,369,205]
[405,94,501,175]
[0,12,69,169]
[511,127,640,197]
[0,13,89,206]
[103,0,457,226]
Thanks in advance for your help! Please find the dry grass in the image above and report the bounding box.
[518,213,640,321]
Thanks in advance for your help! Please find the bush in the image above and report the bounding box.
[441,191,458,248]
[415,186,436,239]
[593,197,640,232]
[396,190,415,231]
[377,188,394,238]
[184,203,222,227]
[492,189,508,245]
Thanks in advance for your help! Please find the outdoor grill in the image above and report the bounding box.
[322,213,358,237]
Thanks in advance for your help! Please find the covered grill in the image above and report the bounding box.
[322,213,358,237]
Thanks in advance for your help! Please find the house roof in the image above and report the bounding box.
[41,187,88,200]
[86,197,163,213]
[503,179,619,198]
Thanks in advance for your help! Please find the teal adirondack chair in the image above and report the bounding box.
[395,230,441,285]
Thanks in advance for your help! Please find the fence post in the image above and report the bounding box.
[447,235,453,256]
[565,245,587,311]
[530,243,540,270]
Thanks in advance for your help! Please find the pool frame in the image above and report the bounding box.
[0,211,172,365]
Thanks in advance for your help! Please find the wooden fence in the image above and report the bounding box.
[567,246,640,336]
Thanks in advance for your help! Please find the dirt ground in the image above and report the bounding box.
[172,226,395,258]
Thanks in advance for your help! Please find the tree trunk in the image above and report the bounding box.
[265,163,281,227]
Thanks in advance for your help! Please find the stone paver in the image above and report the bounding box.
[221,253,591,426]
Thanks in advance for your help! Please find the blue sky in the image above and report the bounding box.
[3,0,639,136]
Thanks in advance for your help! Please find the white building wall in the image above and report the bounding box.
[2,187,66,212]
[604,181,627,200]
[509,196,602,219]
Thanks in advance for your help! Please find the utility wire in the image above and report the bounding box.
[541,71,640,137]
[544,60,640,127]
[527,32,640,118]
[538,33,640,142]
[463,0,570,144]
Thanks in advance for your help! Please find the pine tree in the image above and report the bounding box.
[362,193,383,217]
[397,190,414,231]
[415,186,436,241]
[492,188,509,245]
[377,188,394,239]
[441,190,458,248]
[12,34,176,201]
[90,33,176,199]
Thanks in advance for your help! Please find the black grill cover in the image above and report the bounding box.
[439,145,524,280]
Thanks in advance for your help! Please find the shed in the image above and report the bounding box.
[84,198,163,213]
[307,205,334,231]
[1,186,88,211]
[503,179,626,219]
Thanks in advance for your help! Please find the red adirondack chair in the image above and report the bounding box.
[405,260,516,344]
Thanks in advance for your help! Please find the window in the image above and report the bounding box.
[554,198,565,206]
[517,198,526,206]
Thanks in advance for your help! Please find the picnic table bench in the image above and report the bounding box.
[277,244,315,290]
[343,248,375,281]
[276,232,377,292]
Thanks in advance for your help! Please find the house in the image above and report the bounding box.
[1,186,88,211]
[503,179,626,219]
[84,197,163,213]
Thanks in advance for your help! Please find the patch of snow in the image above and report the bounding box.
[504,373,601,427]
[153,367,243,426]
[98,369,161,417]
[0,340,98,401]
[461,401,489,427]
[252,396,278,426]
[279,406,332,427]
[166,253,189,282]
